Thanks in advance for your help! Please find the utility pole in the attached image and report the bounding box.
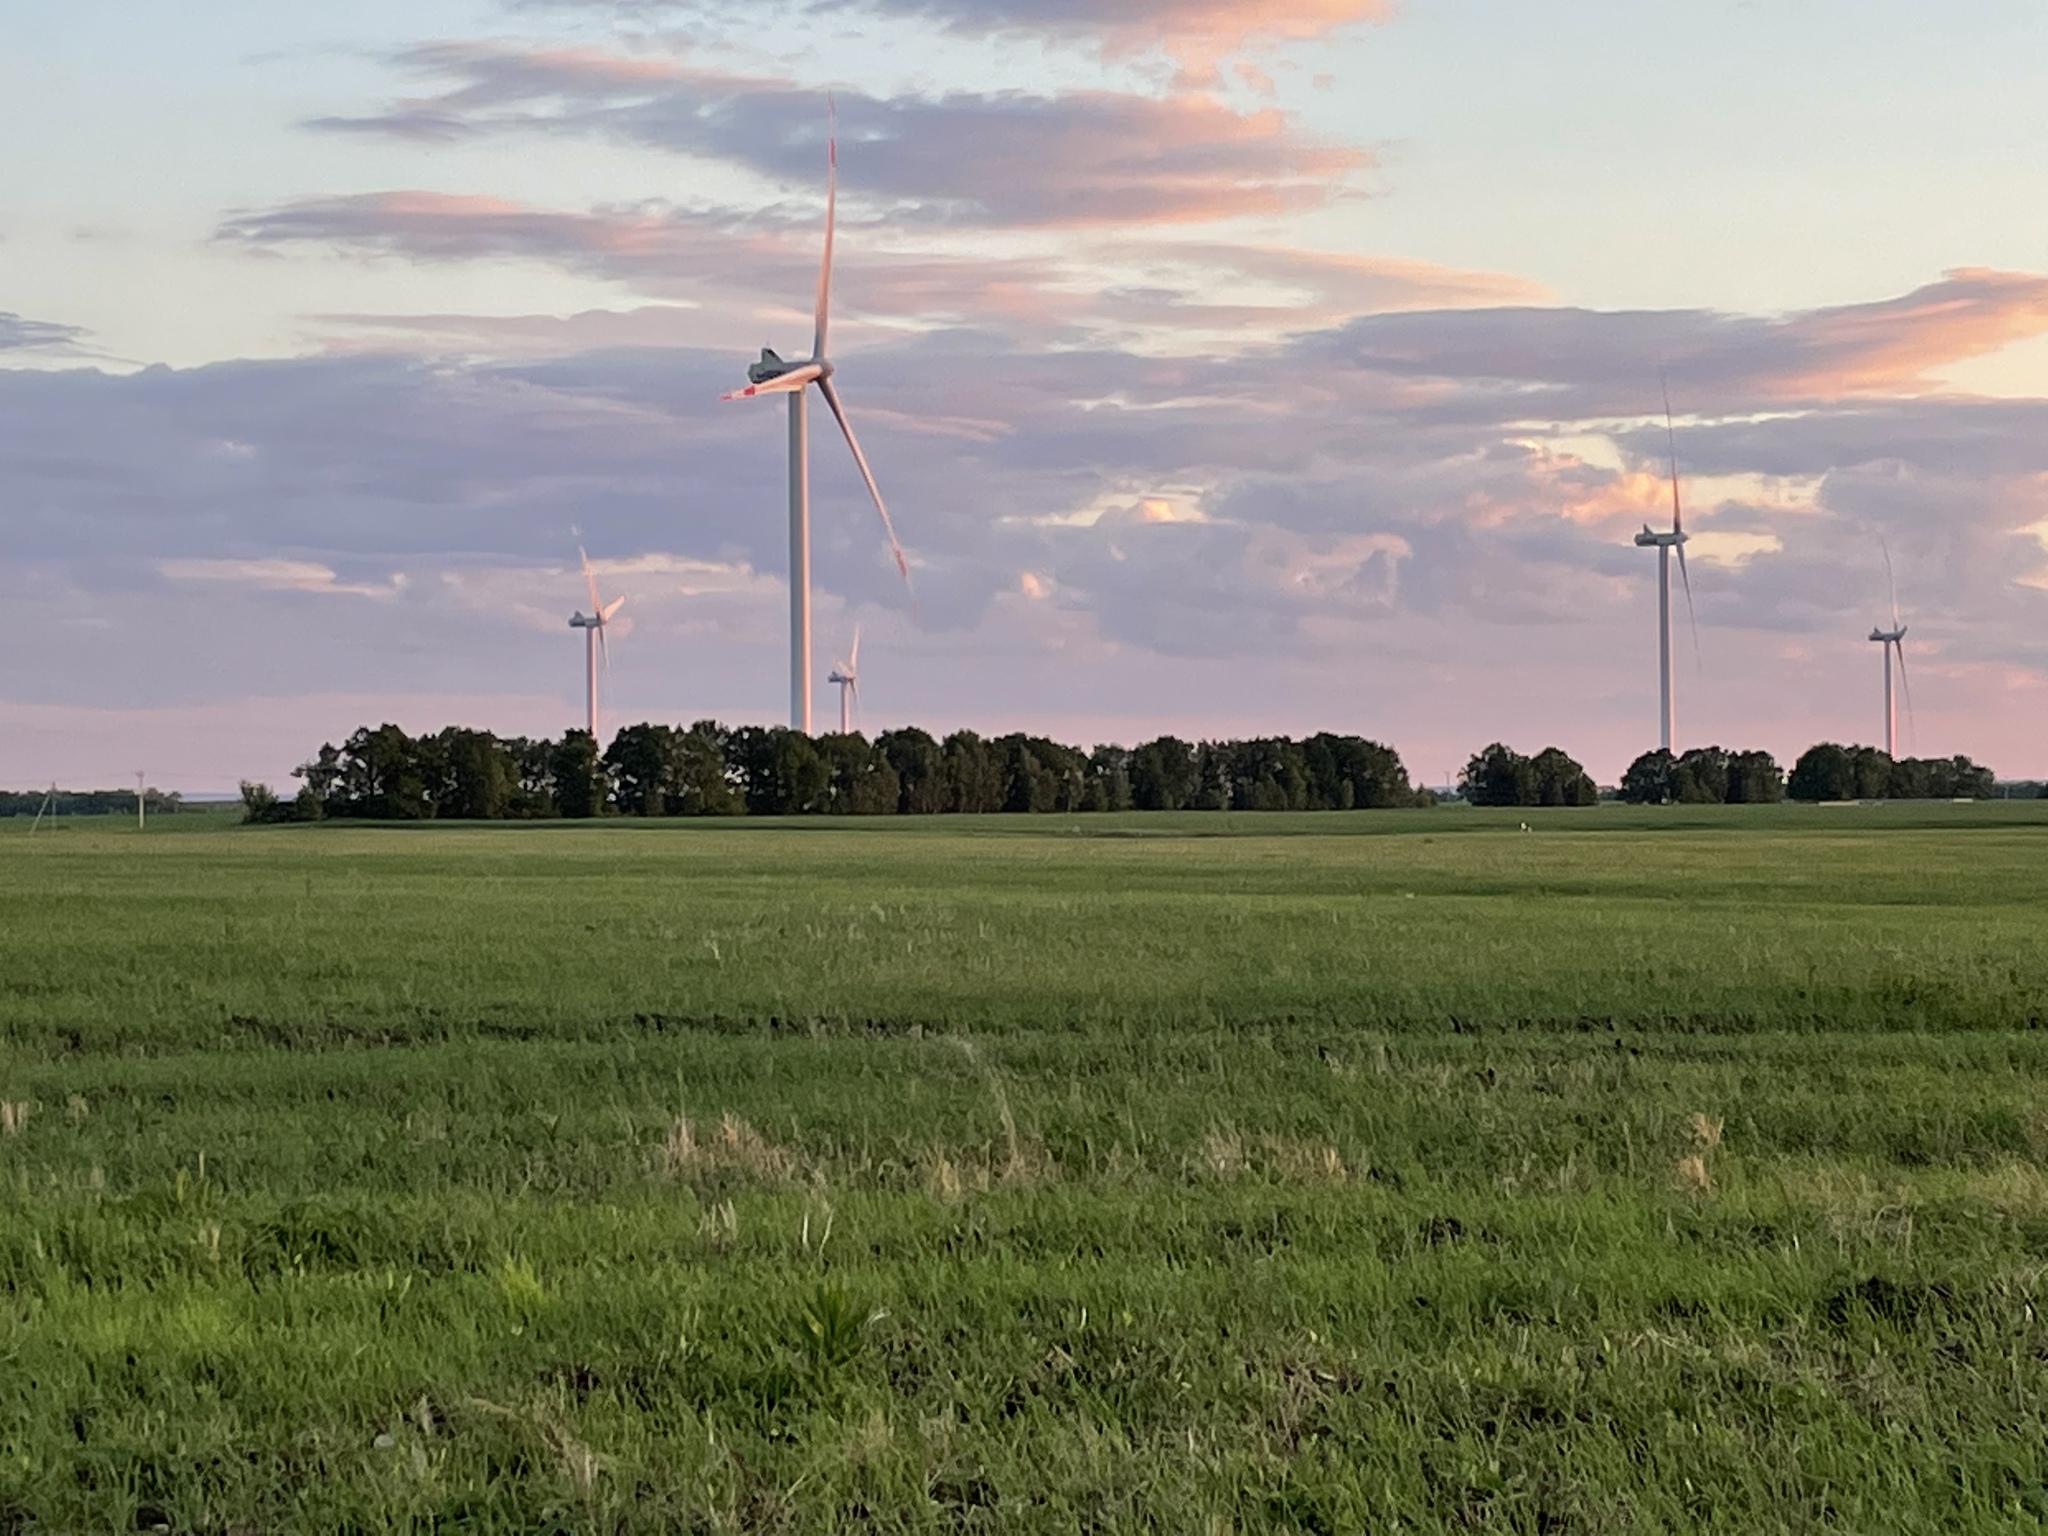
[136,770,146,832]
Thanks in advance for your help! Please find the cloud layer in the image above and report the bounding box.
[6,273,2046,783]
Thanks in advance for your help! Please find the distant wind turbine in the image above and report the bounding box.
[567,546,625,740]
[1868,539,1912,758]
[722,108,912,734]
[827,628,861,735]
[1633,382,1698,752]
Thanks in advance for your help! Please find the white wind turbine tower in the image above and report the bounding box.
[1869,540,1912,758]
[722,111,911,734]
[827,627,861,735]
[1632,385,1698,752]
[567,546,625,740]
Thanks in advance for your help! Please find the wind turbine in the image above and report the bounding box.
[1633,383,1697,752]
[1868,540,1912,758]
[722,111,911,735]
[827,628,861,735]
[567,546,625,741]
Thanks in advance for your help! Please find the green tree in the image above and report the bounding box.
[1306,735,1413,809]
[1227,738,1309,811]
[500,737,558,818]
[549,731,605,819]
[238,781,283,824]
[605,723,678,816]
[1674,747,1730,804]
[1083,745,1134,811]
[1848,745,1893,799]
[1620,749,1678,805]
[335,724,432,820]
[676,722,742,816]
[996,735,1059,813]
[878,728,948,814]
[769,730,829,815]
[942,731,1002,814]
[1191,743,1233,811]
[817,733,901,815]
[437,728,517,819]
[1726,750,1785,803]
[1129,737,1198,811]
[1462,743,1535,807]
[1531,747,1598,807]
[1789,743,1858,802]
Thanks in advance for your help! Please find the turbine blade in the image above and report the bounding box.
[817,376,912,595]
[1881,534,1901,631]
[1895,639,1916,751]
[814,100,836,361]
[598,621,611,672]
[1676,540,1701,666]
[1661,373,1684,537]
[580,545,602,617]
[850,624,860,674]
[602,595,626,623]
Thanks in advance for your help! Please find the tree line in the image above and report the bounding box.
[238,723,2020,824]
[1784,744,1997,802]
[1614,743,2000,803]
[0,788,182,819]
[243,722,1432,822]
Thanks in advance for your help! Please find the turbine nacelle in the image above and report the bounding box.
[1634,527,1686,548]
[744,348,835,387]
[1869,625,1906,644]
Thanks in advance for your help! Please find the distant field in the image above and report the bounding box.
[3,805,2047,1530]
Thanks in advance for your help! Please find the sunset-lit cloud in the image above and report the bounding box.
[525,0,1398,77]
[309,43,1371,228]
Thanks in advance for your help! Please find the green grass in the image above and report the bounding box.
[2,805,2047,1531]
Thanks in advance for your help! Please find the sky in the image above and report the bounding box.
[3,0,2046,793]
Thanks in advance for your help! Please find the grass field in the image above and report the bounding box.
[3,804,2048,1531]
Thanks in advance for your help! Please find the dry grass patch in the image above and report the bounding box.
[660,1113,803,1186]
[1197,1128,1350,1185]
[922,1142,1056,1201]
[1202,1128,1248,1178]
[1675,1111,1724,1196]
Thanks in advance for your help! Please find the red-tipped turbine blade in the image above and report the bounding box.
[721,367,818,402]
[817,376,913,595]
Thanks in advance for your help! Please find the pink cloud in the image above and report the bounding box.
[798,0,1400,78]
[312,43,1371,228]
[1771,268,2048,396]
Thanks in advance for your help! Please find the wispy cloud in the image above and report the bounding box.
[305,43,1371,228]
[0,312,89,354]
[159,558,409,598]
[519,0,1398,78]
